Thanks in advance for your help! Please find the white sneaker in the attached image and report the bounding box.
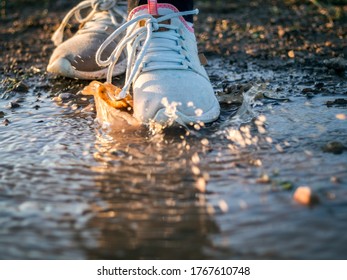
[96,2,220,125]
[47,0,128,80]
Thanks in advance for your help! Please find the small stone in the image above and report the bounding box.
[330,176,341,184]
[70,103,78,110]
[3,119,10,126]
[0,111,5,118]
[323,57,347,73]
[219,200,229,213]
[195,177,206,193]
[326,98,347,107]
[336,114,346,120]
[288,50,295,58]
[52,96,62,102]
[59,92,72,100]
[256,174,271,184]
[322,141,346,154]
[302,88,314,94]
[305,92,315,99]
[326,192,336,200]
[293,186,319,205]
[6,101,20,109]
[13,81,29,92]
[33,105,40,110]
[201,138,209,146]
[314,82,324,89]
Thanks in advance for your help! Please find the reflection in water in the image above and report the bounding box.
[81,128,224,259]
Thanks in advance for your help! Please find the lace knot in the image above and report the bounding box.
[147,17,159,31]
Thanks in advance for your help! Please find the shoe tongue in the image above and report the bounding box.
[80,11,114,33]
[130,3,180,19]
[148,0,159,16]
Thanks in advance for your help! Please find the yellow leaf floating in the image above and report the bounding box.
[81,81,139,128]
[82,81,133,110]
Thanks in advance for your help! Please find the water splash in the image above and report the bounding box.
[226,83,265,127]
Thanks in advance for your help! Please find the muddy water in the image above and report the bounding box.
[0,58,347,259]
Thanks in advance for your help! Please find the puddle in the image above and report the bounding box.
[1,57,347,259]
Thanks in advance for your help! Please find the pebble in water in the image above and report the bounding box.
[58,92,72,101]
[6,101,20,109]
[195,177,206,193]
[322,141,346,155]
[3,119,10,126]
[323,57,347,74]
[219,200,229,213]
[293,186,319,205]
[336,114,346,120]
[13,81,29,93]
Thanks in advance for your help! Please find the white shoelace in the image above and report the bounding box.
[96,9,199,100]
[52,0,127,46]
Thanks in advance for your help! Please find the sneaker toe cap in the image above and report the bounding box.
[133,70,220,124]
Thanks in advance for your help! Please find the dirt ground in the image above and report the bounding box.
[1,0,346,91]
